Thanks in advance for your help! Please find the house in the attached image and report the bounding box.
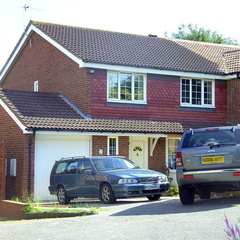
[0,21,240,201]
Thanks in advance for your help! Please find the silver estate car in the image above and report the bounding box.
[49,156,170,204]
[176,126,240,205]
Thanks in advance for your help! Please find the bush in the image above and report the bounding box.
[166,185,179,197]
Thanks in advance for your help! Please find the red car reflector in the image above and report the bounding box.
[184,175,194,179]
[233,172,240,176]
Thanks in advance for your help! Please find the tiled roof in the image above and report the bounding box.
[0,89,226,134]
[31,21,240,75]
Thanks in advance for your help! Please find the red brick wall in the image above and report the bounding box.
[1,33,92,116]
[227,79,240,125]
[0,106,34,200]
[148,138,166,172]
[0,142,5,199]
[0,200,27,220]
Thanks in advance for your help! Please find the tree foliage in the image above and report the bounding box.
[165,24,239,45]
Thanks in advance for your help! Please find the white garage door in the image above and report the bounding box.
[34,134,91,201]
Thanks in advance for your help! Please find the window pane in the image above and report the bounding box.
[181,79,190,103]
[168,139,179,169]
[191,79,201,105]
[109,138,117,155]
[134,75,144,100]
[120,73,132,101]
[108,73,118,99]
[204,81,212,104]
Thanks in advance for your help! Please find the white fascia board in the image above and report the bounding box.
[36,130,167,138]
[82,62,236,80]
[0,99,32,134]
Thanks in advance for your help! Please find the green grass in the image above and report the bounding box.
[24,202,99,215]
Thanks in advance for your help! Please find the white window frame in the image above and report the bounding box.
[166,137,181,171]
[34,80,39,92]
[107,137,119,155]
[180,78,215,108]
[107,71,147,104]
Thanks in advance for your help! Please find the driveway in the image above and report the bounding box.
[0,196,239,239]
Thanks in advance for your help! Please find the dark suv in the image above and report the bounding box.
[176,126,240,205]
[49,156,170,204]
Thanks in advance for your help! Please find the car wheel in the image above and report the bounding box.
[100,183,116,204]
[147,194,161,201]
[179,186,195,205]
[57,186,70,205]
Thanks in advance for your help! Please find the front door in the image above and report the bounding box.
[129,140,145,168]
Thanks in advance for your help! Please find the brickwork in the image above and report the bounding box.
[0,142,5,199]
[148,138,166,172]
[227,79,240,125]
[1,33,92,116]
[0,200,27,220]
[0,106,34,200]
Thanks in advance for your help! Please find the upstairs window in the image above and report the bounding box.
[181,78,215,107]
[107,72,146,103]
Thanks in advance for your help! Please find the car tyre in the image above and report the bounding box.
[100,183,116,204]
[147,194,161,201]
[179,186,194,205]
[57,186,70,205]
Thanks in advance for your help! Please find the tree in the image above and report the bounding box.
[165,24,239,45]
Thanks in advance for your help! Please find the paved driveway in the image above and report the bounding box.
[0,196,240,239]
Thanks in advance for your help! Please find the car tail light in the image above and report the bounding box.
[205,128,219,131]
[233,172,240,176]
[184,175,194,179]
[176,152,183,167]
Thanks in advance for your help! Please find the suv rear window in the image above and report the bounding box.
[54,162,68,174]
[182,129,240,148]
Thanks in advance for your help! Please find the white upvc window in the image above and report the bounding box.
[108,137,118,155]
[34,80,39,92]
[166,138,180,170]
[107,71,146,103]
[181,78,215,108]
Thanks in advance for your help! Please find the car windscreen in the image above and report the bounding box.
[182,129,240,148]
[92,158,140,171]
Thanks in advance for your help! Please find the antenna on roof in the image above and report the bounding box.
[22,4,45,30]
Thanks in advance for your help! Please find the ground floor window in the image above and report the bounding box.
[108,137,118,155]
[167,138,180,170]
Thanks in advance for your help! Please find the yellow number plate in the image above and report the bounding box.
[201,156,224,164]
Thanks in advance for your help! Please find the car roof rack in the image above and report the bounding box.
[59,156,86,161]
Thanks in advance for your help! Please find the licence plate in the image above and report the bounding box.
[144,184,160,190]
[201,156,224,164]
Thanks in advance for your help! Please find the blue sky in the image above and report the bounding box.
[1,0,240,69]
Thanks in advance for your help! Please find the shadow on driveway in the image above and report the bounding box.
[109,196,240,216]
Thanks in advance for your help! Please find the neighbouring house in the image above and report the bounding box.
[0,20,240,201]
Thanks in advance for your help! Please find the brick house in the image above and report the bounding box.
[0,21,239,201]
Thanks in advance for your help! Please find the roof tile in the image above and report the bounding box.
[32,21,240,75]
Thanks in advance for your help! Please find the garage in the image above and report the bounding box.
[34,134,91,201]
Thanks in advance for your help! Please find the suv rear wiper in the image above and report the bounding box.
[208,143,236,149]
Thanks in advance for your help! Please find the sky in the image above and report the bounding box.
[1,0,240,70]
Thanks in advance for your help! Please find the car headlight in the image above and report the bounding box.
[118,178,138,184]
[158,175,167,183]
